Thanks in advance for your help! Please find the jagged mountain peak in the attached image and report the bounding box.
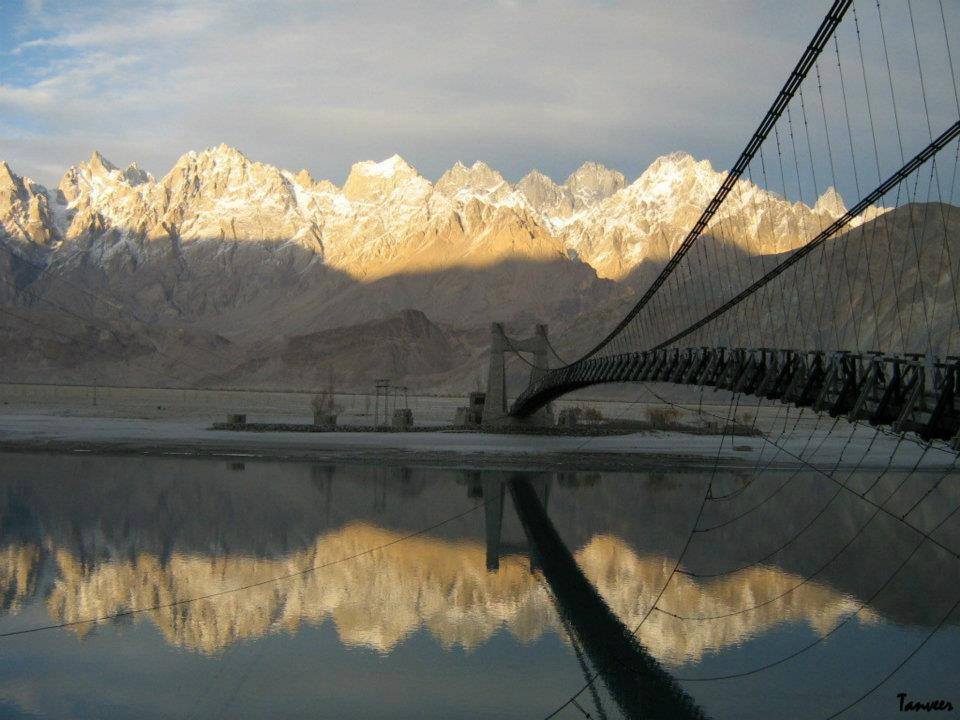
[564,162,626,209]
[342,154,427,202]
[293,169,314,186]
[284,168,338,195]
[648,150,699,168]
[516,170,568,216]
[162,145,293,197]
[87,150,118,175]
[0,145,888,296]
[122,162,153,187]
[61,152,148,191]
[564,161,623,184]
[0,160,19,189]
[0,162,49,199]
[172,144,253,171]
[623,151,719,205]
[156,145,313,245]
[435,160,509,199]
[0,160,58,247]
[647,150,715,177]
[520,169,558,186]
[57,151,155,211]
[814,186,847,216]
[349,154,416,180]
[209,142,248,160]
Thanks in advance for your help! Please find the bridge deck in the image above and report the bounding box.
[511,348,960,446]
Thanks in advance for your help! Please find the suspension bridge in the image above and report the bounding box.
[484,0,960,451]
[1,2,960,719]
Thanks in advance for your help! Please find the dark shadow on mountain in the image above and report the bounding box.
[0,233,619,389]
[548,203,960,362]
[1,202,957,390]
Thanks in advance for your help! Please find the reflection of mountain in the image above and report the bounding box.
[1,454,956,661]
[0,545,40,614]
[5,528,870,662]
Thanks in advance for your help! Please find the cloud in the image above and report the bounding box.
[13,2,214,53]
[0,83,54,111]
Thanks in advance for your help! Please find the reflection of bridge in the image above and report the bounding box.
[481,0,960,449]
[484,473,708,720]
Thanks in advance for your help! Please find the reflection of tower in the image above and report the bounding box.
[509,475,706,720]
[527,475,550,574]
[310,465,336,524]
[482,477,504,571]
[478,472,552,572]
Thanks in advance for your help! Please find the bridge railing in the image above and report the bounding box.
[511,347,960,445]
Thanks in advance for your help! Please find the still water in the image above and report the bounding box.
[0,452,958,719]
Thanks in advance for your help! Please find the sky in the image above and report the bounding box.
[0,1,957,193]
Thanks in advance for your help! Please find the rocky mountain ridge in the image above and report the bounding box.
[0,145,907,391]
[1,145,863,284]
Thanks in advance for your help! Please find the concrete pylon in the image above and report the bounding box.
[481,322,553,427]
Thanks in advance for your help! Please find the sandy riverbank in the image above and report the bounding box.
[0,413,955,472]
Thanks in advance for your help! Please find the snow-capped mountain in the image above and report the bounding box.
[0,144,901,390]
[1,143,952,393]
[2,144,864,286]
[24,147,571,287]
[0,161,58,251]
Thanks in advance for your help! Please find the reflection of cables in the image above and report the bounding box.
[541,479,714,720]
[642,385,960,561]
[674,502,960,682]
[681,439,924,582]
[540,397,736,718]
[526,561,608,720]
[652,387,908,583]
[822,595,960,718]
[709,404,807,502]
[693,416,840,533]
[657,454,957,621]
[0,500,486,639]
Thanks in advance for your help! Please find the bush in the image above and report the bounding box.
[311,389,342,424]
[556,405,604,427]
[645,406,681,428]
[582,406,604,423]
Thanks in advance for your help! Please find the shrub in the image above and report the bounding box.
[645,406,681,428]
[311,389,342,424]
[557,405,605,427]
[582,406,604,423]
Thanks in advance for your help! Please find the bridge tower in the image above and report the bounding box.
[482,322,553,428]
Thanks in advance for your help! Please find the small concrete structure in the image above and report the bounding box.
[557,408,579,428]
[454,391,486,427]
[313,412,337,427]
[481,322,553,428]
[391,408,414,430]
